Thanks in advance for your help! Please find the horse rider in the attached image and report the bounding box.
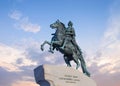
[61,21,81,55]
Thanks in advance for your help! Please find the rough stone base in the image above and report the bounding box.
[34,64,97,86]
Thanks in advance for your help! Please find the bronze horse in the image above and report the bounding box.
[41,20,90,77]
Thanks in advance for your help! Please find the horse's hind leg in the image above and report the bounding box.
[73,52,80,69]
[74,59,80,69]
[64,55,71,67]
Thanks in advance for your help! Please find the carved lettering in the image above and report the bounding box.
[59,75,80,83]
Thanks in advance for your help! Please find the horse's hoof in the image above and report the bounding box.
[40,45,44,51]
[49,50,54,53]
[87,72,91,77]
[76,67,79,70]
[76,64,80,69]
[41,48,43,51]
[67,65,71,67]
[84,72,90,77]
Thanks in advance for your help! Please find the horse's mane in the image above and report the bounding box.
[60,22,66,29]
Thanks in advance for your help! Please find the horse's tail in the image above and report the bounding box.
[77,49,91,77]
[78,53,85,64]
[77,48,86,66]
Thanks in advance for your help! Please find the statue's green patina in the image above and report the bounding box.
[41,20,90,77]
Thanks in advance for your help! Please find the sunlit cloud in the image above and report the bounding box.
[0,43,37,72]
[44,54,57,64]
[0,38,65,86]
[0,39,41,86]
[85,1,120,86]
[12,80,38,86]
[97,11,120,74]
[12,76,38,86]
[9,10,40,33]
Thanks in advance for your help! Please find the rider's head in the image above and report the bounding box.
[68,21,73,26]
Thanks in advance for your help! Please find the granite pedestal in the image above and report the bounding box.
[34,64,96,86]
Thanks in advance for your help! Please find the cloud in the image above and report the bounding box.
[0,65,37,86]
[9,10,22,20]
[0,40,39,86]
[0,38,65,86]
[86,1,120,86]
[12,81,38,86]
[9,10,40,33]
[96,7,120,74]
[0,43,37,72]
[0,67,21,86]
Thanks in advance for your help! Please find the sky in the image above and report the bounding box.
[0,0,120,86]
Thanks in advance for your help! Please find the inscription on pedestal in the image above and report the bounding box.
[34,65,97,86]
[59,74,80,83]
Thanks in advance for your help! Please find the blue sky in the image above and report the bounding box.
[0,0,111,45]
[0,0,120,86]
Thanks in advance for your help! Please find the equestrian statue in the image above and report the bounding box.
[41,20,90,77]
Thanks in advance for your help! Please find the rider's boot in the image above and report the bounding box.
[61,46,65,50]
[61,40,67,49]
[49,50,54,53]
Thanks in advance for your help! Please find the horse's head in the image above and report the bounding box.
[50,19,66,45]
[50,19,65,30]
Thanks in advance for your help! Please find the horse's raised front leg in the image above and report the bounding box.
[41,41,51,51]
